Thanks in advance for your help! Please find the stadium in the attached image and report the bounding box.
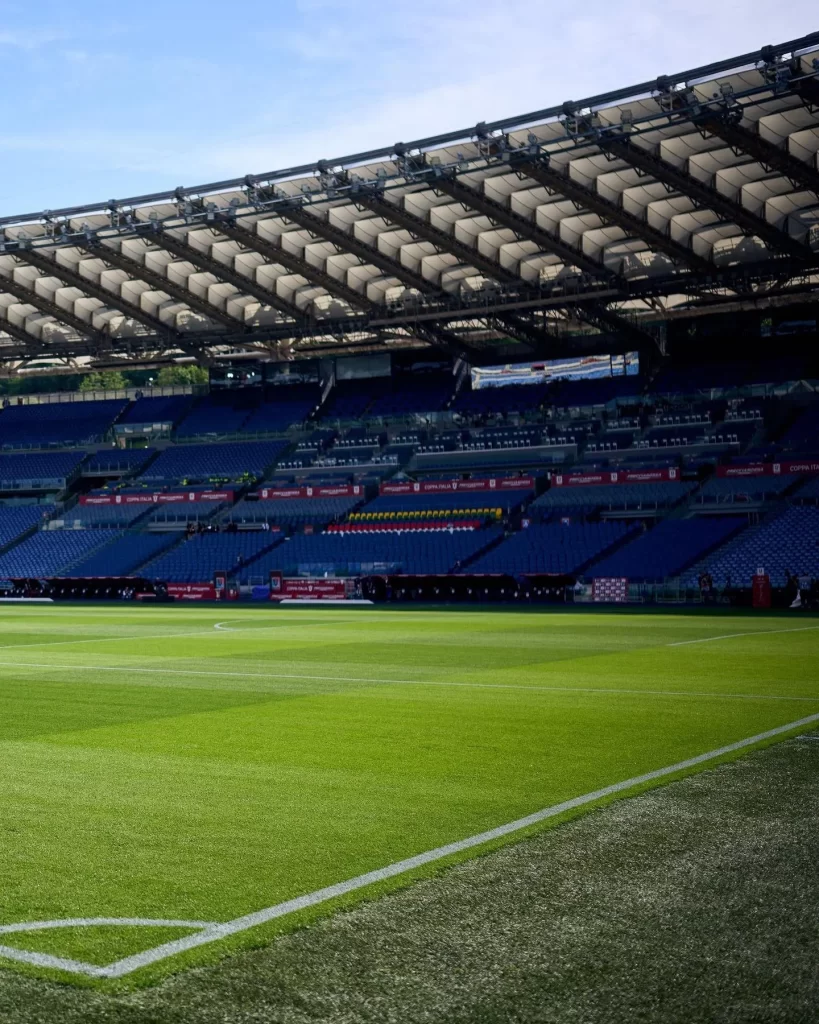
[0,25,818,1024]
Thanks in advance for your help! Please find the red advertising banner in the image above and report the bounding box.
[379,476,534,495]
[81,490,234,506]
[551,468,679,487]
[717,460,819,478]
[257,484,362,500]
[167,582,217,601]
[274,578,347,600]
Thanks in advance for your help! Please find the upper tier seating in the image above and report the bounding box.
[683,506,819,588]
[249,527,502,576]
[778,405,819,454]
[61,502,151,528]
[531,481,693,512]
[83,448,156,475]
[794,476,819,499]
[229,495,361,527]
[0,400,126,448]
[57,532,177,577]
[240,386,322,433]
[140,440,288,482]
[119,396,193,425]
[0,528,117,576]
[366,373,454,417]
[467,521,633,575]
[174,390,261,438]
[0,504,54,549]
[696,473,800,503]
[588,517,746,581]
[554,377,641,407]
[142,531,282,582]
[0,451,87,490]
[451,383,550,416]
[144,500,230,525]
[320,379,389,420]
[363,486,533,516]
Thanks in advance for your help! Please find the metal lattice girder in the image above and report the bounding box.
[148,226,308,322]
[494,313,562,354]
[431,173,618,277]
[0,270,105,343]
[0,315,42,353]
[697,117,819,196]
[14,247,179,339]
[81,239,240,329]
[598,136,813,260]
[214,216,370,311]
[581,301,660,350]
[410,320,475,357]
[353,191,522,284]
[279,203,436,294]
[512,158,714,272]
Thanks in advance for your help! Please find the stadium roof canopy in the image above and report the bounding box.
[1,31,818,375]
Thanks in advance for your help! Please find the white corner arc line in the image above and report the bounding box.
[668,625,819,647]
[3,712,816,980]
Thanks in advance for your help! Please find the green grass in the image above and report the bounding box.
[0,604,817,989]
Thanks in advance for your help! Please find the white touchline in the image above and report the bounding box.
[3,659,819,704]
[0,629,234,652]
[1,711,818,980]
[668,625,819,647]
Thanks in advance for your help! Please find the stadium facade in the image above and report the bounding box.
[0,34,817,605]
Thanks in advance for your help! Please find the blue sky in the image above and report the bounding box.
[0,0,815,215]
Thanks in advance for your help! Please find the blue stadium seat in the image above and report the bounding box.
[468,521,633,575]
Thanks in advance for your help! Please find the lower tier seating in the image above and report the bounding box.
[0,529,118,576]
[683,506,819,588]
[468,521,634,575]
[0,504,55,549]
[249,527,503,577]
[142,531,282,582]
[588,516,746,581]
[58,532,177,577]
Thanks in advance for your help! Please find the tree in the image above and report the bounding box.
[79,370,128,392]
[155,365,209,387]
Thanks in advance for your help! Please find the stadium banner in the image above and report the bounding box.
[592,578,629,603]
[256,484,362,500]
[379,476,534,496]
[167,582,217,601]
[271,578,348,600]
[551,468,679,487]
[717,460,819,478]
[80,489,234,506]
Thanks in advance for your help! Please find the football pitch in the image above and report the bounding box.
[1,604,817,989]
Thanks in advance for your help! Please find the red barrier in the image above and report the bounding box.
[380,476,533,495]
[167,582,217,601]
[257,484,362,499]
[81,490,234,506]
[717,460,819,478]
[551,468,679,487]
[275,579,347,600]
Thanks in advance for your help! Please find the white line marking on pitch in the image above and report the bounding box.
[3,660,819,704]
[1,711,816,980]
[668,625,819,647]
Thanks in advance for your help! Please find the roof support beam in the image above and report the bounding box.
[580,301,661,351]
[352,190,522,283]
[512,157,714,272]
[279,203,439,294]
[81,240,239,329]
[0,270,107,344]
[697,117,819,196]
[147,226,308,322]
[596,135,813,259]
[0,315,42,354]
[430,173,618,276]
[215,216,371,311]
[13,247,179,340]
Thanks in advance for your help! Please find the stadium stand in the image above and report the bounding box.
[530,481,693,514]
[83,448,156,475]
[144,499,231,526]
[695,473,800,504]
[588,517,746,582]
[60,502,152,528]
[0,504,54,550]
[139,440,289,482]
[229,495,362,528]
[468,521,633,575]
[0,528,117,576]
[250,528,502,577]
[240,386,322,433]
[0,400,126,448]
[142,531,282,582]
[58,532,177,577]
[118,396,193,427]
[0,451,87,490]
[684,506,819,588]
